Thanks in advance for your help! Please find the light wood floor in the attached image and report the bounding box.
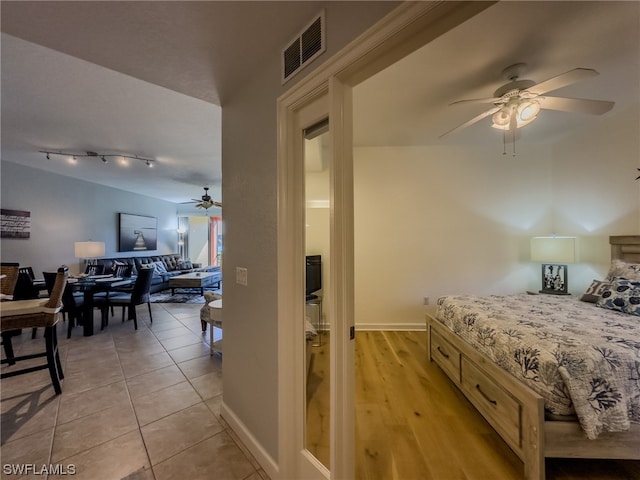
[306,334,331,469]
[307,330,640,480]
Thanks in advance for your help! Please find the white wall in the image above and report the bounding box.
[353,105,639,330]
[220,1,399,466]
[1,161,178,275]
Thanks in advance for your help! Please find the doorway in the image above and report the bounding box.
[178,215,223,268]
[277,3,493,479]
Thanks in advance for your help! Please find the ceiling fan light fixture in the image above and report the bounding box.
[516,100,540,126]
[491,108,512,129]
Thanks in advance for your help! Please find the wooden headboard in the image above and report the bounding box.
[610,235,640,263]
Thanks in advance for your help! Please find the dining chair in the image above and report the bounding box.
[20,266,48,297]
[1,263,19,297]
[1,263,20,363]
[97,267,154,330]
[63,282,86,339]
[114,263,133,278]
[84,264,105,275]
[14,267,46,339]
[14,268,40,300]
[0,266,68,394]
[45,271,88,339]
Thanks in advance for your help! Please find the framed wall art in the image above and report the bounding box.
[118,213,157,252]
[1,209,30,239]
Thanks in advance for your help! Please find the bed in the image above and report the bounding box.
[425,235,640,480]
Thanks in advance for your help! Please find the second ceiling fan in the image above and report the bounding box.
[182,187,222,211]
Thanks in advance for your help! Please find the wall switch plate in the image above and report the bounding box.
[423,297,430,305]
[236,267,248,286]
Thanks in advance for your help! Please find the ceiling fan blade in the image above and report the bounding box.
[528,68,598,95]
[540,96,614,115]
[450,97,502,106]
[439,106,502,138]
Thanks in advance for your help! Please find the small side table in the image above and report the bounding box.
[208,299,223,356]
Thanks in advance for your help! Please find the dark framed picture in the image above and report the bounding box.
[1,209,30,239]
[119,213,157,252]
[541,263,568,295]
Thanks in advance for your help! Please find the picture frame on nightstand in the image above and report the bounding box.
[540,263,569,295]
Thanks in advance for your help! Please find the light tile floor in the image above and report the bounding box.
[1,303,269,480]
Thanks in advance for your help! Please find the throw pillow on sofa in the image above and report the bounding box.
[139,264,159,277]
[178,259,193,270]
[153,261,168,274]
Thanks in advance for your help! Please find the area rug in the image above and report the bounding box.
[149,287,222,304]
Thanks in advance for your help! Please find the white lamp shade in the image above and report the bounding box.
[531,236,576,264]
[74,241,106,259]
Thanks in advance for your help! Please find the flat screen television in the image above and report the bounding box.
[306,255,322,298]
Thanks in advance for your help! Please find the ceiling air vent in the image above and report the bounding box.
[282,11,326,84]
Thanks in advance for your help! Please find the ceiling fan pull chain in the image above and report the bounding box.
[502,129,507,155]
[512,128,517,157]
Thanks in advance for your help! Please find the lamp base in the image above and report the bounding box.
[540,263,569,295]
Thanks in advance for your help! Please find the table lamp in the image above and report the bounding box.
[531,236,576,295]
[74,241,106,274]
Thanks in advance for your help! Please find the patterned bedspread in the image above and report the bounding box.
[435,294,640,439]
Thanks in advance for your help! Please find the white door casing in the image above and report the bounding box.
[276,2,495,479]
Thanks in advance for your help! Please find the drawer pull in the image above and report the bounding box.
[476,384,497,406]
[436,346,450,359]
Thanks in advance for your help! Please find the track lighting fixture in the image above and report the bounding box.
[39,150,155,168]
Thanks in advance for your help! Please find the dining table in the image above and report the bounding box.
[69,275,133,336]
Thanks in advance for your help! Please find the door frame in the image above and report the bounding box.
[276,2,495,478]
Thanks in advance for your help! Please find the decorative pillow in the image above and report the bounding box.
[596,278,640,316]
[178,260,193,270]
[139,263,159,277]
[153,261,168,274]
[580,279,610,303]
[605,259,640,282]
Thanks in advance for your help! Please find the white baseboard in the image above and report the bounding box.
[355,323,426,331]
[220,401,279,480]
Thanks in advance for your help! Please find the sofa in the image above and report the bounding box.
[94,253,221,294]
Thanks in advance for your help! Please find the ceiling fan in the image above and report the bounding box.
[181,187,222,211]
[440,63,615,138]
